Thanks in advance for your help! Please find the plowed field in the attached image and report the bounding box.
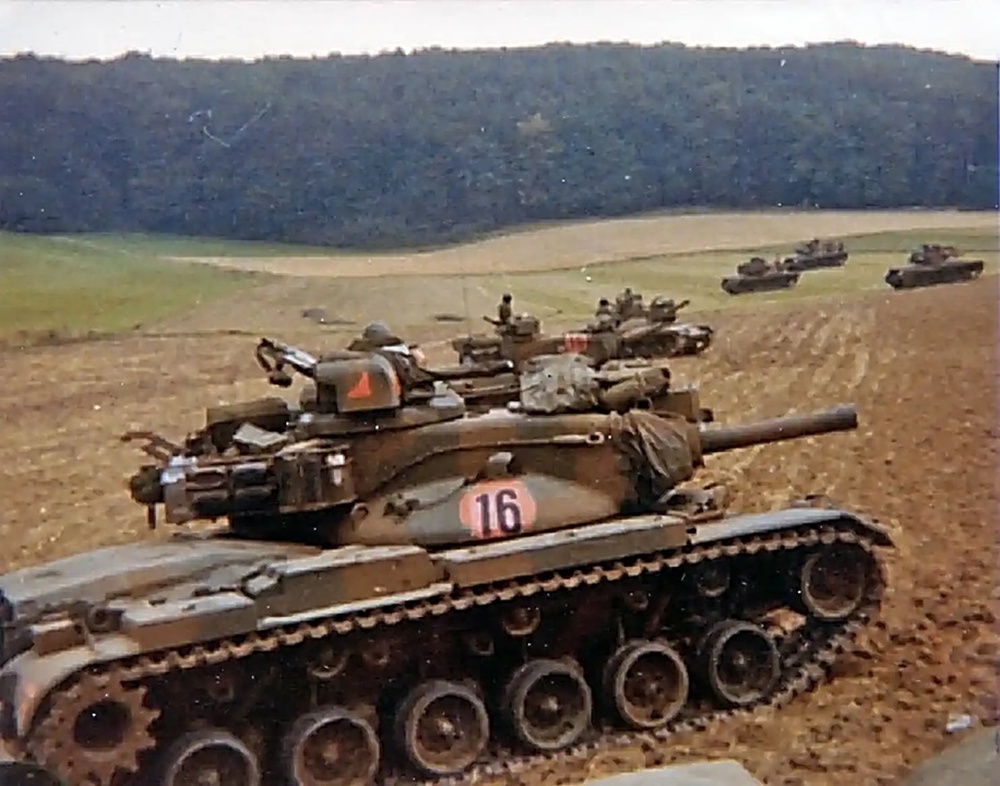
[0,275,996,785]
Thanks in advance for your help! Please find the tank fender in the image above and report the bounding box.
[1,635,141,739]
[688,506,894,547]
[1,569,457,741]
[242,545,446,619]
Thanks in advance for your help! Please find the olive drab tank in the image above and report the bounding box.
[781,238,849,272]
[451,312,543,366]
[884,244,985,290]
[0,338,894,786]
[720,256,800,295]
[452,300,713,370]
[613,297,714,358]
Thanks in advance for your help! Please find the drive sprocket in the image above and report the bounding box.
[26,668,160,785]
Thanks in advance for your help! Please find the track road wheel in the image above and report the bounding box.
[281,707,380,786]
[798,545,871,622]
[603,640,689,730]
[395,681,489,777]
[689,559,731,599]
[699,620,780,708]
[157,729,260,786]
[0,762,65,786]
[27,670,159,786]
[503,659,592,752]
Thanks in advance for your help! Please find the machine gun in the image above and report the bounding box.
[647,297,691,324]
[255,337,319,387]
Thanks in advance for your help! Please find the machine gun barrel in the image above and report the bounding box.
[699,405,857,454]
[256,338,318,379]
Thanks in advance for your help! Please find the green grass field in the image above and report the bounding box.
[1,223,996,343]
[47,232,339,259]
[0,233,263,342]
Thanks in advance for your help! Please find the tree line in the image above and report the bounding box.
[0,42,996,249]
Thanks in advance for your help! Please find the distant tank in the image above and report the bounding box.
[452,305,712,370]
[451,313,546,366]
[884,244,985,290]
[720,256,800,295]
[613,297,714,357]
[0,340,893,786]
[782,238,849,272]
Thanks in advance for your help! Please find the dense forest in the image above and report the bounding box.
[0,42,996,249]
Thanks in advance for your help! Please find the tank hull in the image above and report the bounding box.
[720,271,800,296]
[616,322,714,358]
[782,250,849,272]
[452,334,504,364]
[0,504,891,786]
[884,259,984,290]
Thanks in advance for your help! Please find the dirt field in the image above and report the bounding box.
[165,209,998,277]
[0,273,996,784]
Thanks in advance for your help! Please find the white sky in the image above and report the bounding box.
[0,0,997,62]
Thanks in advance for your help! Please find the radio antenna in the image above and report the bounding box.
[461,274,473,335]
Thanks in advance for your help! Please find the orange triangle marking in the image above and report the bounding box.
[347,371,372,399]
[389,370,401,396]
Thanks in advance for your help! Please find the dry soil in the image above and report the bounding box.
[0,274,996,786]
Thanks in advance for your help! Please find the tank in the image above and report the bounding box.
[614,298,714,358]
[781,239,849,272]
[0,342,893,786]
[884,244,985,290]
[451,313,545,366]
[720,257,800,295]
[453,305,713,370]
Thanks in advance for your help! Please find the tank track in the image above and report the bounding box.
[22,517,888,785]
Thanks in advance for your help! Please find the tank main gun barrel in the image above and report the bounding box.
[699,405,858,455]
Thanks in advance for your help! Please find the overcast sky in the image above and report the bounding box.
[0,0,997,62]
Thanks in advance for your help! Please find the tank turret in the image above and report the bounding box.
[0,342,893,786]
[647,297,690,324]
[123,347,859,545]
[783,237,849,272]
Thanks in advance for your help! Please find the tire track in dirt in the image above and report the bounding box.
[693,302,854,509]
[727,296,880,515]
[777,300,879,500]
